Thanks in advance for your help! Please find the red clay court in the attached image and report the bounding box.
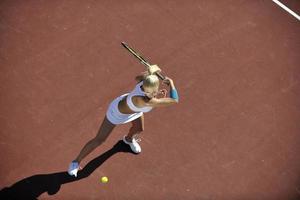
[1,1,300,200]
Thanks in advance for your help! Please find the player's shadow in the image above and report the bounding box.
[0,140,134,200]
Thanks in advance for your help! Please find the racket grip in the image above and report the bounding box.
[155,71,165,80]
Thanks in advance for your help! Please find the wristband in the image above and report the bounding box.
[170,88,179,102]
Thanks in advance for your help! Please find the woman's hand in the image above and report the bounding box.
[157,89,167,98]
[148,64,161,75]
[162,77,174,86]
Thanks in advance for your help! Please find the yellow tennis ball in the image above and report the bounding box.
[101,176,108,183]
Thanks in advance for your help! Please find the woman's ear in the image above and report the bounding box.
[135,71,149,82]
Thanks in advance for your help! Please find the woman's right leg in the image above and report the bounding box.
[123,115,144,154]
[125,114,144,142]
[74,116,116,164]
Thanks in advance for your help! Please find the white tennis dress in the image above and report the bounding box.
[106,81,153,125]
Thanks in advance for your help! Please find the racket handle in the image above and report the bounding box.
[155,71,165,80]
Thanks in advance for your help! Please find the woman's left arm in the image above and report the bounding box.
[163,77,179,103]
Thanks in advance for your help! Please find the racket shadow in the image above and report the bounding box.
[0,140,134,200]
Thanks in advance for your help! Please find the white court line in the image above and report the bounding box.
[272,0,300,21]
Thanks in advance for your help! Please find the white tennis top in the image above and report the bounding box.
[126,81,153,113]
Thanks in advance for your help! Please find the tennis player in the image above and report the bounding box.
[68,65,179,177]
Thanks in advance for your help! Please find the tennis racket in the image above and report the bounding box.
[121,42,166,80]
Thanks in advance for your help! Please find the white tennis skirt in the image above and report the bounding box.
[106,93,143,125]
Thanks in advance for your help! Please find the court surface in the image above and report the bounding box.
[1,1,300,199]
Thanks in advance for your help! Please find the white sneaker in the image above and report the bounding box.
[68,161,80,177]
[123,136,142,154]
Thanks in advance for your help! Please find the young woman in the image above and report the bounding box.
[68,65,179,177]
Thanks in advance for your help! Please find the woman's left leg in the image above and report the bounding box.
[74,116,116,164]
[68,116,116,177]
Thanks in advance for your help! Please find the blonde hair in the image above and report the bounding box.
[143,74,159,88]
[135,71,159,88]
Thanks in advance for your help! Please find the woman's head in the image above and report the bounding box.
[142,74,159,98]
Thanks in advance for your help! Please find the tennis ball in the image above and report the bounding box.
[101,176,108,183]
